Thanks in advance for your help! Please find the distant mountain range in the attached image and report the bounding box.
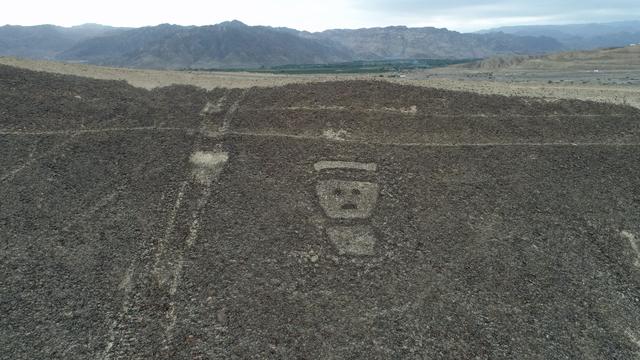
[479,21,640,50]
[58,22,354,69]
[0,20,637,69]
[304,26,561,60]
[0,24,126,59]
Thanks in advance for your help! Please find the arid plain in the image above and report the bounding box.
[2,45,639,108]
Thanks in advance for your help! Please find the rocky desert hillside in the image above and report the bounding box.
[2,21,564,69]
[2,64,640,359]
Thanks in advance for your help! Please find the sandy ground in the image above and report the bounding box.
[396,73,640,108]
[1,55,639,108]
[0,56,367,89]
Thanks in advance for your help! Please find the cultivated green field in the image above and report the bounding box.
[192,58,477,74]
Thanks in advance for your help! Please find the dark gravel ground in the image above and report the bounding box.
[1,64,640,359]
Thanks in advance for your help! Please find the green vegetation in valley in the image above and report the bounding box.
[190,58,478,74]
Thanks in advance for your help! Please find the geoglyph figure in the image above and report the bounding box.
[315,161,379,256]
[326,225,377,256]
[316,180,379,219]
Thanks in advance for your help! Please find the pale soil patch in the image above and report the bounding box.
[393,76,640,109]
[620,230,640,268]
[271,105,418,114]
[322,129,349,141]
[314,161,377,172]
[190,151,229,185]
[326,225,377,256]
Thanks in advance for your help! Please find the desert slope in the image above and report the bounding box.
[2,55,639,109]
[2,64,640,358]
[463,45,640,71]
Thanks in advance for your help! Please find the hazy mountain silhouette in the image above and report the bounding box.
[308,26,563,60]
[58,21,563,68]
[58,21,353,69]
[7,20,639,69]
[479,21,640,50]
[0,24,125,59]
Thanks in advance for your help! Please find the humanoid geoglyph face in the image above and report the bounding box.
[314,161,380,256]
[316,180,379,219]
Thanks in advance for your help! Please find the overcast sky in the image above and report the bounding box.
[2,0,640,32]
